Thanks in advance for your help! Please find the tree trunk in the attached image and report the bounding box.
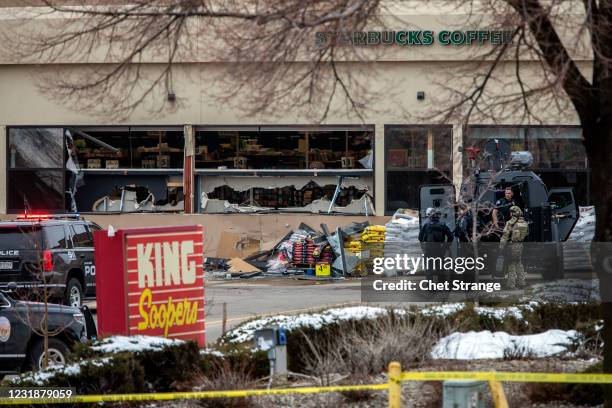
[584,124,612,406]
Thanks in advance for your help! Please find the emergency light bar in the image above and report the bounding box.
[17,213,82,220]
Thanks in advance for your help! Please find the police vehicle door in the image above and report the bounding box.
[0,293,29,372]
[69,224,95,296]
[419,185,457,230]
[548,188,579,242]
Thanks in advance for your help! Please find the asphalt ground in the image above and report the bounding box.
[83,270,594,345]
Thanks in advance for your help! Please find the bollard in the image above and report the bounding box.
[488,380,509,408]
[388,361,401,408]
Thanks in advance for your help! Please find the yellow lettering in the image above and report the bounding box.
[137,288,152,330]
[176,302,184,325]
[187,301,198,324]
[136,291,200,337]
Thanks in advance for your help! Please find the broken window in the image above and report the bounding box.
[200,176,374,214]
[195,126,374,214]
[82,177,184,213]
[6,126,186,213]
[70,127,185,212]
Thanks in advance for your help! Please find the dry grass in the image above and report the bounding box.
[298,311,454,402]
[194,358,257,408]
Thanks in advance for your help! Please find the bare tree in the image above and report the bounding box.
[2,0,612,402]
[0,0,383,121]
[12,224,78,370]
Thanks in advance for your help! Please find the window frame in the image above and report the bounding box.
[7,126,67,214]
[383,124,453,215]
[70,223,94,248]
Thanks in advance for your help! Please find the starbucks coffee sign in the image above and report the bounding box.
[315,30,513,46]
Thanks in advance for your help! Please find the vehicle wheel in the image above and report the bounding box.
[29,338,69,371]
[64,278,83,307]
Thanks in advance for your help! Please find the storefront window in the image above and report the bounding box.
[74,128,184,169]
[9,128,63,169]
[464,126,590,205]
[196,127,373,170]
[385,126,452,172]
[8,127,65,212]
[6,126,185,213]
[464,126,586,170]
[195,126,374,214]
[526,128,585,169]
[384,125,452,214]
[7,170,64,211]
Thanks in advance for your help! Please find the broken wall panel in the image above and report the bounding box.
[199,175,374,214]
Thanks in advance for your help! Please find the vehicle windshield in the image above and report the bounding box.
[0,226,43,250]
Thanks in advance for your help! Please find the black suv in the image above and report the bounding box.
[0,214,100,307]
[0,289,92,376]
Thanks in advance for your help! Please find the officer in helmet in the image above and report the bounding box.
[419,208,453,282]
[499,205,529,289]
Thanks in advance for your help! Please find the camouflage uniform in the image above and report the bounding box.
[500,206,529,289]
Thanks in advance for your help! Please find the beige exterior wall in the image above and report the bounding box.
[0,60,586,216]
[0,5,589,217]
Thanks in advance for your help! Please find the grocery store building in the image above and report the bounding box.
[0,4,590,254]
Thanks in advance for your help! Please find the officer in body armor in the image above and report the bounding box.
[419,208,453,282]
[500,206,529,289]
[493,187,518,235]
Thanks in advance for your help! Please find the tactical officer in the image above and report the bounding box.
[499,206,529,289]
[419,208,453,282]
[493,187,517,232]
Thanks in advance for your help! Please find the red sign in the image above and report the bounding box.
[94,225,205,346]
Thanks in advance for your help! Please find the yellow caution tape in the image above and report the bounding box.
[401,371,612,384]
[4,371,612,405]
[0,384,389,405]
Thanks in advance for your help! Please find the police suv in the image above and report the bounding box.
[0,214,100,307]
[0,287,93,376]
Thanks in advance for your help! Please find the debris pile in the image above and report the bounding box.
[204,213,417,279]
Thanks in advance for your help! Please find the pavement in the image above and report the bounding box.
[85,278,363,344]
[86,270,593,345]
[204,278,363,343]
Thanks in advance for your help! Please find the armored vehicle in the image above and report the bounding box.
[419,139,579,279]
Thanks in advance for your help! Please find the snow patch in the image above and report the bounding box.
[474,306,525,321]
[200,348,225,358]
[569,206,595,242]
[421,303,465,317]
[91,335,184,354]
[431,329,579,360]
[224,306,405,343]
[15,357,112,386]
